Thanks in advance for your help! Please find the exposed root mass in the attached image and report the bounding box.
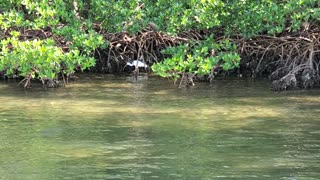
[2,23,320,90]
[236,26,320,90]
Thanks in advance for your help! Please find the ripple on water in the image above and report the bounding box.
[0,77,320,179]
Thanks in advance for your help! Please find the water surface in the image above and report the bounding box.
[1,74,320,179]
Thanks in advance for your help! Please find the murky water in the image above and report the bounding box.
[0,74,320,180]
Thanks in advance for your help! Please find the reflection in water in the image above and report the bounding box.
[0,74,320,179]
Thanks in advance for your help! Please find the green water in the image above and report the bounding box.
[0,74,320,180]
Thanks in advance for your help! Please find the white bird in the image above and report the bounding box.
[123,59,148,73]
[126,60,148,68]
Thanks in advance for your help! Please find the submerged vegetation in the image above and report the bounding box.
[0,0,320,89]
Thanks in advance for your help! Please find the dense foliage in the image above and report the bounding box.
[1,0,319,88]
[0,0,106,87]
[152,37,240,87]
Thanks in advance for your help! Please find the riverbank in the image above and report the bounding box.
[1,1,320,90]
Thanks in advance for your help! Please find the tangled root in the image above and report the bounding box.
[235,24,320,90]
